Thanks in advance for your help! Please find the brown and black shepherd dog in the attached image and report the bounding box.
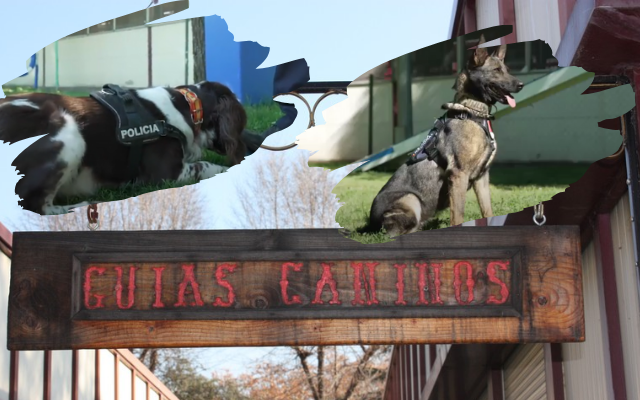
[369,40,524,237]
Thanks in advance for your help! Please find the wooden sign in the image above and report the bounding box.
[8,227,584,350]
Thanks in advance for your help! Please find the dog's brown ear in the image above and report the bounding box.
[469,34,489,67]
[493,44,507,61]
[471,45,489,67]
[215,97,247,166]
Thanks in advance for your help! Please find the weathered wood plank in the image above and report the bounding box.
[7,226,584,350]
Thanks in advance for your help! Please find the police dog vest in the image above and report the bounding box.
[90,84,188,181]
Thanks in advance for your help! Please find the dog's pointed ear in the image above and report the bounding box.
[493,44,507,61]
[471,45,489,67]
[468,34,489,67]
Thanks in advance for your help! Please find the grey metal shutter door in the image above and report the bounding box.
[503,344,547,400]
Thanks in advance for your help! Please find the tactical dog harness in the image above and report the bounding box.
[408,101,495,165]
[90,84,202,181]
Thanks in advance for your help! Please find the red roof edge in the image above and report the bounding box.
[0,221,13,258]
[450,0,463,39]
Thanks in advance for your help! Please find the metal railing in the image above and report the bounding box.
[260,81,350,151]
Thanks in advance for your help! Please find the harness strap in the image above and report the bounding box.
[407,113,447,165]
[407,110,495,166]
[103,84,158,181]
[91,84,193,183]
[164,124,190,154]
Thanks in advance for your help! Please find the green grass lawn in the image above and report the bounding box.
[333,163,591,244]
[1,86,283,205]
[3,86,90,97]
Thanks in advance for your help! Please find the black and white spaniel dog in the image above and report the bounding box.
[0,81,247,215]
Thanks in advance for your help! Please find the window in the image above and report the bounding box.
[115,9,147,30]
[67,28,88,37]
[149,0,189,22]
[501,41,558,72]
[63,1,190,39]
[412,41,456,77]
[410,38,558,79]
[89,19,114,34]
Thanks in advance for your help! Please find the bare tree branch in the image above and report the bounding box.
[16,185,205,232]
[293,346,321,400]
[341,346,382,400]
[317,346,325,400]
[233,150,355,230]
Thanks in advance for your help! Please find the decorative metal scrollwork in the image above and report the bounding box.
[259,89,348,151]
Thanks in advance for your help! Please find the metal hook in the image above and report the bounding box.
[87,204,100,231]
[533,203,546,226]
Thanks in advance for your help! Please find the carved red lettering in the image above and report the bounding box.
[174,264,204,307]
[311,263,341,305]
[486,261,510,304]
[280,262,303,305]
[430,263,444,304]
[213,263,237,307]
[152,267,165,308]
[394,264,407,305]
[415,263,429,305]
[83,266,106,309]
[114,266,137,310]
[454,261,475,305]
[351,262,379,306]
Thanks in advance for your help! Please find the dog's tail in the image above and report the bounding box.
[0,98,64,144]
[215,96,247,166]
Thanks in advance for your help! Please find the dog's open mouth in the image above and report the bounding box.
[497,93,517,108]
[505,94,516,108]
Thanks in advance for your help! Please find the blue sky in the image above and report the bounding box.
[0,0,456,376]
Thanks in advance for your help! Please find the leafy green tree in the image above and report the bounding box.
[135,348,249,400]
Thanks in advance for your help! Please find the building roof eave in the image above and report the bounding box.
[449,0,463,39]
[0,221,12,258]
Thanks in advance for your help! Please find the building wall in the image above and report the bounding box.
[491,78,623,163]
[306,73,623,164]
[51,351,74,400]
[59,28,148,87]
[476,0,501,46]
[516,194,639,400]
[77,350,97,400]
[562,241,613,400]
[5,20,192,90]
[0,224,179,400]
[305,80,394,162]
[0,251,11,400]
[18,351,44,400]
[514,0,562,54]
[151,20,194,87]
[397,203,637,400]
[503,344,547,399]
[610,192,640,400]
[383,344,449,400]
[6,52,43,88]
[474,0,563,54]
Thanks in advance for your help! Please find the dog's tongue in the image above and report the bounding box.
[506,95,516,108]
